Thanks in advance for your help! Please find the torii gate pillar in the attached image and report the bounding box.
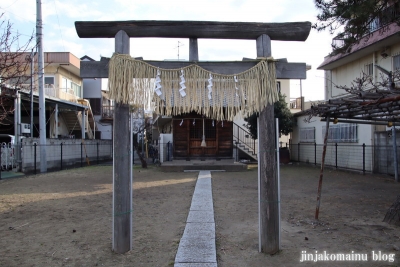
[112,30,133,254]
[257,34,280,254]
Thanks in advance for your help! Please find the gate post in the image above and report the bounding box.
[97,142,99,165]
[80,142,83,167]
[34,143,37,175]
[298,143,300,162]
[257,33,280,254]
[335,143,338,169]
[392,127,399,182]
[112,30,133,254]
[60,142,63,170]
[0,145,2,180]
[314,142,317,165]
[362,143,366,175]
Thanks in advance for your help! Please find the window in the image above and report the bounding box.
[5,76,31,88]
[393,54,400,71]
[300,127,315,143]
[322,124,358,143]
[61,77,71,91]
[364,63,373,76]
[44,76,54,85]
[276,81,281,93]
[72,82,82,98]
[60,77,81,98]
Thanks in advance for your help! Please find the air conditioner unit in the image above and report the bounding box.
[20,123,31,134]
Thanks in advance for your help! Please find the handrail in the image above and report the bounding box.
[78,99,96,139]
[102,105,114,119]
[233,122,256,157]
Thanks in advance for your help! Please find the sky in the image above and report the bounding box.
[1,0,335,101]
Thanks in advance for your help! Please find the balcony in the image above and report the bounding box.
[290,97,304,111]
[368,4,400,33]
[332,4,400,50]
[101,105,114,121]
[20,85,80,103]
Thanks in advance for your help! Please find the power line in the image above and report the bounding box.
[2,0,20,9]
[52,0,66,52]
[0,7,36,26]
[0,26,35,38]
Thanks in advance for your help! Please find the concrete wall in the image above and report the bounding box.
[21,138,112,173]
[291,114,375,171]
[95,116,113,140]
[292,114,373,145]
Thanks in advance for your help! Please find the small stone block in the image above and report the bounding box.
[182,222,215,239]
[190,198,214,211]
[187,210,215,223]
[174,263,217,267]
[174,237,216,263]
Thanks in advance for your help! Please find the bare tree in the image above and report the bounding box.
[303,70,400,225]
[303,69,400,123]
[0,13,35,125]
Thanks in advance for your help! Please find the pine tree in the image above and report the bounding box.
[244,93,294,139]
[314,0,400,54]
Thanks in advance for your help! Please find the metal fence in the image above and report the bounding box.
[290,142,399,176]
[0,140,113,177]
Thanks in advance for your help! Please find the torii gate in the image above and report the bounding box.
[75,20,311,254]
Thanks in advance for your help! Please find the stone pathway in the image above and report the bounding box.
[174,171,217,267]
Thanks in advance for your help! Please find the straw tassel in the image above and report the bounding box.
[108,53,278,121]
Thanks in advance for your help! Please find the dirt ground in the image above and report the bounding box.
[0,163,399,266]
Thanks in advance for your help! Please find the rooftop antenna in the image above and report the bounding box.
[175,41,184,60]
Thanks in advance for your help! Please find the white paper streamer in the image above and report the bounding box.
[154,69,162,97]
[207,74,213,100]
[179,69,186,97]
[234,75,239,97]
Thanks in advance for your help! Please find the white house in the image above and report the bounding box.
[292,4,400,174]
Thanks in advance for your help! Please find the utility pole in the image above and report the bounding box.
[30,49,35,138]
[37,0,47,172]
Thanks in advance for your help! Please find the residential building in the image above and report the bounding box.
[291,3,400,174]
[81,55,113,140]
[1,52,96,139]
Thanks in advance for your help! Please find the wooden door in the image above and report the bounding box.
[173,119,189,157]
[173,116,233,159]
[189,119,217,157]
